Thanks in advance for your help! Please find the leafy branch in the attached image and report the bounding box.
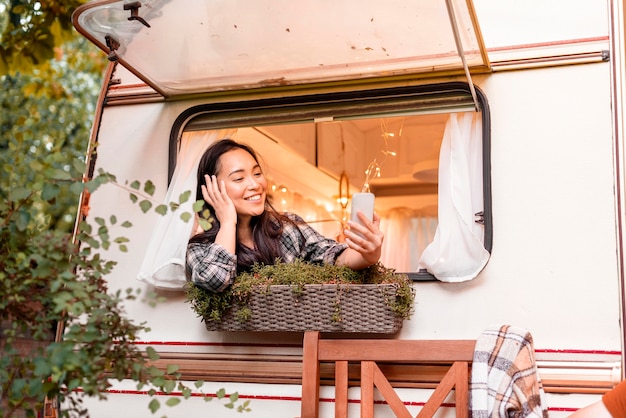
[101,170,198,225]
[140,347,251,414]
[0,168,248,416]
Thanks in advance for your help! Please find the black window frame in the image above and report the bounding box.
[168,82,492,281]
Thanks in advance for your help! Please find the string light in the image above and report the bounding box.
[360,118,402,192]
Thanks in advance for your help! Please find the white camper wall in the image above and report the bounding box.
[88,60,621,358]
[402,62,621,350]
[82,26,623,418]
[78,0,623,415]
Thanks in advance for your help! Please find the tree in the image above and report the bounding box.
[0,2,250,416]
[0,36,105,233]
[1,0,105,231]
[0,0,83,75]
[0,161,250,415]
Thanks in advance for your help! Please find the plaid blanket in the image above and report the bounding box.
[470,325,549,417]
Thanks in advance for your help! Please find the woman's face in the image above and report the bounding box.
[216,148,267,219]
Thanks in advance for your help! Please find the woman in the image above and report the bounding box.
[185,138,384,293]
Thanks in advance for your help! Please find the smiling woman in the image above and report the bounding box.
[185,138,385,294]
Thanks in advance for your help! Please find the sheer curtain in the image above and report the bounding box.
[418,112,489,282]
[379,208,438,272]
[137,129,237,290]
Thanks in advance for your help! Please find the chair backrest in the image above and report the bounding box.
[301,331,476,418]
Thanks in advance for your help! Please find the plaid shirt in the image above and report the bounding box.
[186,213,348,293]
[470,325,549,418]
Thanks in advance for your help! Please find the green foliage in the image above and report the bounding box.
[186,260,416,325]
[0,161,253,416]
[0,168,251,416]
[0,37,104,233]
[0,8,249,415]
[0,8,125,414]
[0,167,145,415]
[0,0,92,75]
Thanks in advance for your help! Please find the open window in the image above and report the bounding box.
[73,0,489,99]
[169,82,492,281]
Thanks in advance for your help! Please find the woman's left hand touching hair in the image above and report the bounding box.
[338,212,384,270]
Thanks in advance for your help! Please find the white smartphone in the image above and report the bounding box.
[350,193,375,231]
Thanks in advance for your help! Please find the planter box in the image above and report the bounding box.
[204,284,404,333]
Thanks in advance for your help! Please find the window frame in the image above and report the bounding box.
[168,81,492,281]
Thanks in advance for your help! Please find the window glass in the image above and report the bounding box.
[74,0,487,96]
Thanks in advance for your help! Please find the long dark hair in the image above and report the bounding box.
[189,138,292,272]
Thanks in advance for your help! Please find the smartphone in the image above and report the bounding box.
[350,193,375,236]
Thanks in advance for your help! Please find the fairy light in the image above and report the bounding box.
[360,118,402,192]
[361,162,380,193]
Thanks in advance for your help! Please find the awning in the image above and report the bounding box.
[73,0,490,99]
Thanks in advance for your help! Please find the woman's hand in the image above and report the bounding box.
[343,212,384,267]
[201,174,237,226]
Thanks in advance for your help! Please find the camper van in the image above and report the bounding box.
[71,0,625,416]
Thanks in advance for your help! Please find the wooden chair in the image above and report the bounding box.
[300,331,476,418]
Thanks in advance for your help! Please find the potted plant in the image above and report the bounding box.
[185,259,415,333]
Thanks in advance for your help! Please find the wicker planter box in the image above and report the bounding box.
[204,283,404,333]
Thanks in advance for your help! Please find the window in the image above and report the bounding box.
[170,82,491,281]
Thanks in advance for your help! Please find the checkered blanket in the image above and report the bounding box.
[470,325,549,417]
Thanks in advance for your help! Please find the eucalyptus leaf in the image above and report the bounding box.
[162,379,176,393]
[155,204,168,215]
[192,200,205,212]
[179,190,191,203]
[148,399,160,414]
[145,346,160,361]
[139,200,152,213]
[198,218,212,231]
[11,187,31,201]
[15,211,31,231]
[41,183,60,201]
[144,180,156,196]
[165,398,181,407]
[180,212,192,223]
[69,181,85,195]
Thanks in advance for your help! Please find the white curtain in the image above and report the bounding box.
[418,112,489,282]
[137,129,237,290]
[380,208,413,271]
[410,216,439,271]
[379,209,438,272]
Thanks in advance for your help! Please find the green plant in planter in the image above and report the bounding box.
[186,259,415,325]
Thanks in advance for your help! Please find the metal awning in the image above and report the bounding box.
[73,0,489,98]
